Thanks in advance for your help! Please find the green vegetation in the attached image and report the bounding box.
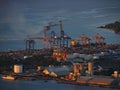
[0,54,65,73]
[94,58,120,76]
[23,55,59,66]
[98,20,120,34]
[0,56,13,73]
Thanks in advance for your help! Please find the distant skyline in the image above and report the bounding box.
[0,0,120,41]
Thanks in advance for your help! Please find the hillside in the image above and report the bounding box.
[98,20,120,34]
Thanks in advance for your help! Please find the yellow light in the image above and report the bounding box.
[71,40,76,46]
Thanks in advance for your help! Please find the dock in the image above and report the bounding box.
[76,76,120,88]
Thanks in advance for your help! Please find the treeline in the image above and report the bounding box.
[23,55,59,66]
[94,58,120,76]
[0,55,60,73]
[98,20,120,34]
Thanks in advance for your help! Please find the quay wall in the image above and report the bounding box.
[76,76,119,87]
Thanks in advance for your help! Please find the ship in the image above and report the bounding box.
[2,75,15,80]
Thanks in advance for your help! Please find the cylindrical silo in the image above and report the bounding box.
[88,62,93,76]
[74,64,79,75]
[113,71,118,78]
[14,64,23,73]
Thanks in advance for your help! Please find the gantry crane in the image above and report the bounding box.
[92,33,105,46]
[76,34,91,47]
[25,23,58,50]
[59,21,71,48]
[51,21,71,49]
[25,21,71,60]
[25,39,35,50]
[51,21,71,60]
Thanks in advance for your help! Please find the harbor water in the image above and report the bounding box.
[0,76,119,90]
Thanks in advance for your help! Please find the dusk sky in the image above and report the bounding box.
[0,0,120,42]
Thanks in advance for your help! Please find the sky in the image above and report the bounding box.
[0,0,120,42]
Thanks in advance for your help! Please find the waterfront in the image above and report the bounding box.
[0,0,120,90]
[0,76,119,90]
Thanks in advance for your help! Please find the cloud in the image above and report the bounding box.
[0,5,103,40]
[80,9,98,14]
[0,1,120,41]
[94,6,118,11]
[0,10,44,39]
[94,14,108,18]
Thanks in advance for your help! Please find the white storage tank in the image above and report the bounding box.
[14,64,23,73]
